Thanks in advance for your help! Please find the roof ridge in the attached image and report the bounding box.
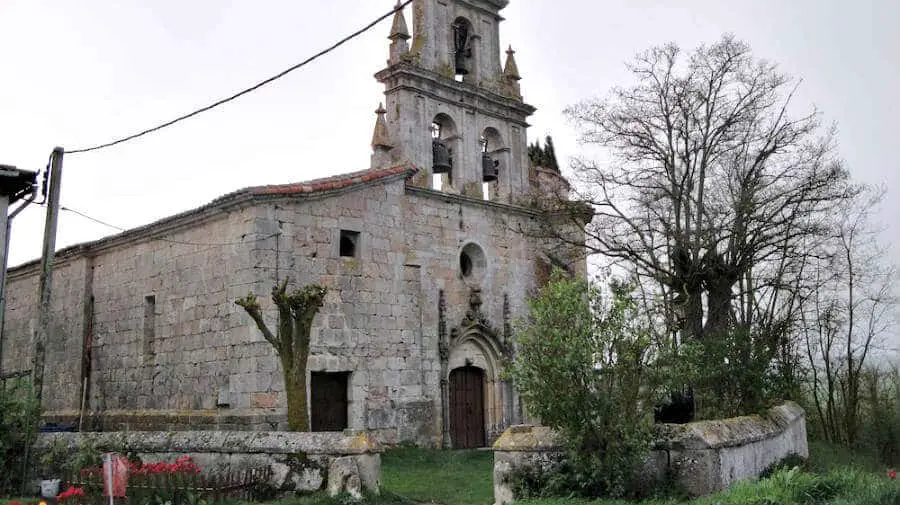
[214,164,416,202]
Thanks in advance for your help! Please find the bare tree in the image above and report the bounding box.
[236,280,327,431]
[802,187,896,445]
[556,35,854,358]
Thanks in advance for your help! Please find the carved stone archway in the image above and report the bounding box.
[438,288,517,447]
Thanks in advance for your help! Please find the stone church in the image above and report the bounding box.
[0,0,585,448]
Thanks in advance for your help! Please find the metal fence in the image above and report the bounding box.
[68,466,274,504]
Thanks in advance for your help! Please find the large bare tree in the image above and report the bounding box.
[559,35,854,356]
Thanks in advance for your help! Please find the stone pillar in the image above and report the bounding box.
[437,290,451,448]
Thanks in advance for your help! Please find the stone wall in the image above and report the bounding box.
[1,203,265,427]
[492,402,809,504]
[1,254,90,412]
[33,430,382,497]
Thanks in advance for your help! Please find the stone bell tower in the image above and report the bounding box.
[370,0,535,203]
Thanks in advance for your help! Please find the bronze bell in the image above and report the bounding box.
[453,21,471,75]
[482,153,498,182]
[433,139,452,174]
[454,50,470,75]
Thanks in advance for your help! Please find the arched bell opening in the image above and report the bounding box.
[431,114,458,191]
[451,17,477,83]
[480,127,507,201]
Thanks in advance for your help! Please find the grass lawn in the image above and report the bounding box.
[381,447,494,505]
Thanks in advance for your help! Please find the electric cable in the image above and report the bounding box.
[46,203,280,247]
[65,0,413,155]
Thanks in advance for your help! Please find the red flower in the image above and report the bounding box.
[58,485,85,502]
[9,501,22,505]
[125,456,202,475]
[888,468,897,480]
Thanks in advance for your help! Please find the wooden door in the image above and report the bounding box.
[449,366,486,448]
[311,372,349,431]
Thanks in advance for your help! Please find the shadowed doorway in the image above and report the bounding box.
[449,366,486,448]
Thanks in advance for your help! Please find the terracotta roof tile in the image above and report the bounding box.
[245,164,416,197]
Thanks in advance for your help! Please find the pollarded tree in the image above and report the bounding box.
[236,279,327,431]
[558,35,855,360]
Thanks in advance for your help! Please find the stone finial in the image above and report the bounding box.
[388,1,410,65]
[503,46,521,81]
[389,1,410,40]
[501,46,523,100]
[371,103,392,150]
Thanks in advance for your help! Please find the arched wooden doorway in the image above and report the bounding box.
[449,366,486,448]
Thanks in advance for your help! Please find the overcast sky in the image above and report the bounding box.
[1,0,897,274]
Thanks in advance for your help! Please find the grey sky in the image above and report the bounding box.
[1,0,897,273]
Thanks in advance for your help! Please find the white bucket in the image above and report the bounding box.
[40,478,61,498]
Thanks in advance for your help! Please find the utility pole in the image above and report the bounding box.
[33,147,64,402]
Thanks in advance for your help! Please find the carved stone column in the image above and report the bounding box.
[438,290,452,448]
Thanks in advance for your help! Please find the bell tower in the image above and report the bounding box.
[370,0,535,203]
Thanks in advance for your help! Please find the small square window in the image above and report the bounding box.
[339,230,360,258]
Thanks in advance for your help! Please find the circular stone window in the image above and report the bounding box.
[459,243,486,280]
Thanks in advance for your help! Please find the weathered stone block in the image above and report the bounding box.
[250,392,278,409]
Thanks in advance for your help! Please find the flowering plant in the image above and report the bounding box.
[57,485,85,503]
[128,455,201,476]
[888,468,897,480]
[78,455,201,478]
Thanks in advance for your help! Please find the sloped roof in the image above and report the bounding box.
[215,164,416,202]
[9,164,417,272]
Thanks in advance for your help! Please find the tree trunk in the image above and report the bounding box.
[284,357,309,432]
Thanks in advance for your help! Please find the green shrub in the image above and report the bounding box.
[0,378,41,496]
[507,273,656,499]
[506,460,576,500]
[759,453,809,479]
[658,326,780,421]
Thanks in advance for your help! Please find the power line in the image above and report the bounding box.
[48,203,280,247]
[65,0,413,155]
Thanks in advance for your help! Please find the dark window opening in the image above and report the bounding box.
[459,243,486,280]
[460,252,473,277]
[339,230,360,258]
[311,372,350,431]
[143,295,156,364]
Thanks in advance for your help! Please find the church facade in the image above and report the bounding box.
[0,0,584,448]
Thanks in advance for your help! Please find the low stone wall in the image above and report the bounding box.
[33,430,382,498]
[492,401,808,504]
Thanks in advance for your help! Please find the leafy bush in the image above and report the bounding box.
[37,436,76,479]
[507,272,657,498]
[658,326,780,421]
[759,453,809,480]
[0,378,41,495]
[506,460,574,500]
